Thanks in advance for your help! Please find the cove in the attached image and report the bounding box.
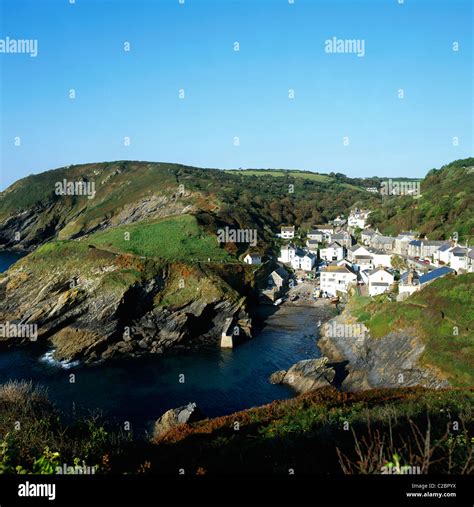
[0,251,325,432]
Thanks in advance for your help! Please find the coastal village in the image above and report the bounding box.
[243,208,473,306]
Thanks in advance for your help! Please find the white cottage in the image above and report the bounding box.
[319,265,358,297]
[367,267,394,296]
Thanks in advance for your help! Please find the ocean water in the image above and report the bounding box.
[0,251,323,432]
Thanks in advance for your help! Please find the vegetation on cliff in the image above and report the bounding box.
[349,274,474,387]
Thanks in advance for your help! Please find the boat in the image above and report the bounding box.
[274,298,283,306]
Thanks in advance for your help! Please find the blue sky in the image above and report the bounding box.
[0,0,472,189]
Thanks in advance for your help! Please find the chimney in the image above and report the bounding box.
[407,269,414,285]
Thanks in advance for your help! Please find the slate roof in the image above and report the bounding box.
[418,267,455,285]
[438,244,452,252]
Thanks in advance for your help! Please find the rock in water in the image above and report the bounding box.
[279,357,335,393]
[153,402,205,438]
[269,370,286,384]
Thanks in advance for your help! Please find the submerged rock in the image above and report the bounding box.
[153,402,205,439]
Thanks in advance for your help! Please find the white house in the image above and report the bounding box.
[278,244,297,264]
[280,226,295,239]
[367,267,394,297]
[348,209,371,229]
[243,253,262,265]
[348,245,374,271]
[311,225,333,242]
[291,251,316,271]
[300,252,317,271]
[449,246,470,272]
[320,241,345,262]
[319,265,358,297]
[436,244,453,265]
[367,247,393,269]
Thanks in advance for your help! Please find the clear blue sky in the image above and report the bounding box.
[0,0,472,189]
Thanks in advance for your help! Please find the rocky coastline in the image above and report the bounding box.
[272,304,450,394]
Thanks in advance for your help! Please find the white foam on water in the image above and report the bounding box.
[40,349,80,370]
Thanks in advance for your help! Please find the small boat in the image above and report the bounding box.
[274,298,283,306]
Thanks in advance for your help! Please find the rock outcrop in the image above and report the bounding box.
[318,312,449,391]
[270,357,336,393]
[153,402,205,439]
[0,252,253,364]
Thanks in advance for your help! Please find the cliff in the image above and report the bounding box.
[0,240,253,363]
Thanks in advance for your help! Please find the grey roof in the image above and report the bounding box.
[367,266,392,276]
[367,247,389,255]
[362,229,376,236]
[451,247,468,256]
[423,241,450,247]
[373,235,394,244]
[328,241,342,248]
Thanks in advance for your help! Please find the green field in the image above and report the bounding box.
[230,169,332,182]
[88,214,233,262]
[229,169,363,191]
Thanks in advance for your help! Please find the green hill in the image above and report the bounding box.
[369,158,474,242]
[0,161,378,254]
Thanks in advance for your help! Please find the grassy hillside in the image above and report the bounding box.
[350,274,474,386]
[0,161,380,254]
[87,214,232,262]
[370,158,474,242]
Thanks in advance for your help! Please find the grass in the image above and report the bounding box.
[231,169,332,182]
[350,274,474,386]
[87,214,233,262]
[230,169,362,191]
